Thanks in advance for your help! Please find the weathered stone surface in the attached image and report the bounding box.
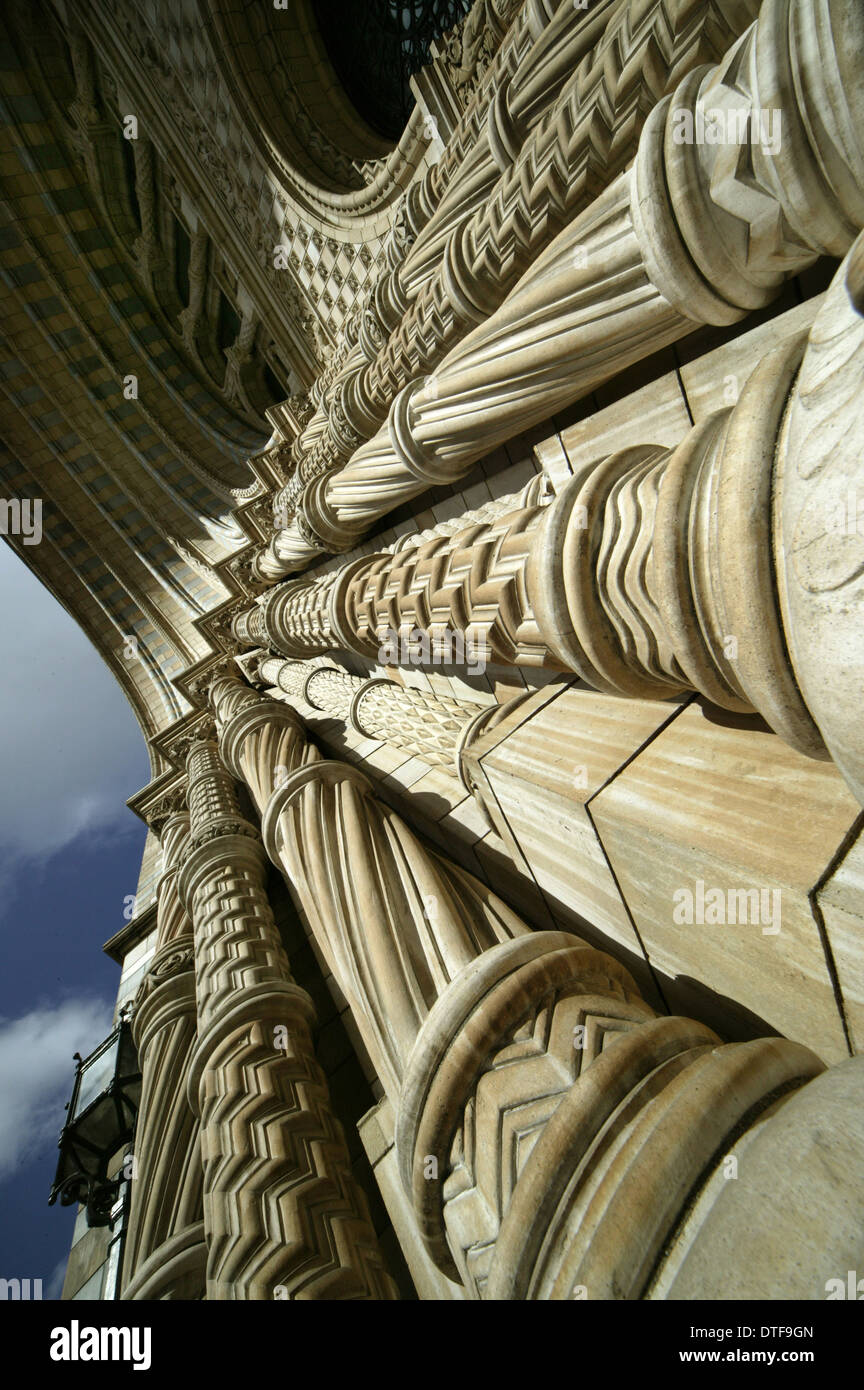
[651,1056,864,1300]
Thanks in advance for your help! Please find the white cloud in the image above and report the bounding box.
[0,543,148,869]
[0,996,114,1183]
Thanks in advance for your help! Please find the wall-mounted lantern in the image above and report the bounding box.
[48,1014,141,1228]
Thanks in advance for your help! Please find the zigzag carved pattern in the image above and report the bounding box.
[440,992,653,1297]
[200,1016,396,1299]
[289,0,537,483]
[431,0,540,194]
[256,658,311,703]
[185,734,396,1301]
[283,0,757,490]
[192,867,294,1028]
[304,665,360,712]
[363,0,758,421]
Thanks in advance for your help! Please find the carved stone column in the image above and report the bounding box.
[238,475,548,662]
[776,233,864,805]
[261,0,864,572]
[257,655,479,771]
[211,675,531,1101]
[210,669,863,1300]
[122,806,205,1301]
[237,239,864,803]
[258,0,763,579]
[270,0,567,530]
[177,734,397,1300]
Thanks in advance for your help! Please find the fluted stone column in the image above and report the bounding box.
[122,808,205,1301]
[208,668,864,1300]
[177,734,397,1300]
[211,675,530,1100]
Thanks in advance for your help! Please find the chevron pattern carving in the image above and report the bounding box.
[442,992,654,1296]
[207,670,864,1302]
[256,0,863,577]
[178,738,397,1299]
[258,0,764,577]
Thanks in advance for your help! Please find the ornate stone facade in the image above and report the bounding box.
[3,0,863,1303]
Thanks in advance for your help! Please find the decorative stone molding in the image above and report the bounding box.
[206,668,864,1299]
[143,784,188,839]
[260,0,863,576]
[434,0,515,112]
[234,243,864,805]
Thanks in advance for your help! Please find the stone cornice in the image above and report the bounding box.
[102,898,159,964]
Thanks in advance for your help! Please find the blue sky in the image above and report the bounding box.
[0,541,149,1297]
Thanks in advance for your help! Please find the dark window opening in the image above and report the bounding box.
[217,291,242,353]
[312,0,472,140]
[174,216,191,307]
[120,135,141,232]
[262,362,284,400]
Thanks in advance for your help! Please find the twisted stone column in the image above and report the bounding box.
[264,0,760,582]
[273,0,577,520]
[209,669,864,1299]
[122,809,205,1301]
[177,735,397,1300]
[257,655,480,771]
[211,675,530,1100]
[262,0,864,573]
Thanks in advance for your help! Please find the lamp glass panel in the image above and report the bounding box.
[72,1035,119,1118]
